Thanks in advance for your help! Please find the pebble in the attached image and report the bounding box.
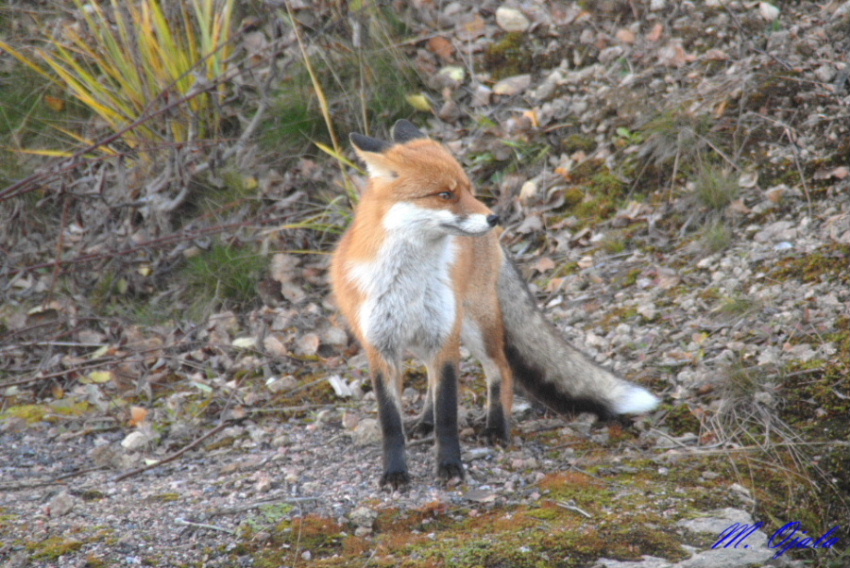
[495,6,530,32]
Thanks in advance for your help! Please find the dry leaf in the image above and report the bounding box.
[427,36,456,61]
[531,256,556,273]
[406,93,433,112]
[129,406,149,427]
[658,41,693,67]
[815,166,850,180]
[616,29,636,44]
[461,14,487,38]
[86,370,114,384]
[44,95,66,111]
[648,23,664,42]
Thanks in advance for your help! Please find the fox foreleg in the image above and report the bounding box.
[366,348,409,489]
[428,347,464,482]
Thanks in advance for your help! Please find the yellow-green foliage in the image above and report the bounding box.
[27,537,85,560]
[0,401,90,424]
[0,0,236,159]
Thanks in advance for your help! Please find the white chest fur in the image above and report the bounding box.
[346,206,459,361]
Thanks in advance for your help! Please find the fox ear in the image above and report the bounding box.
[350,133,396,178]
[392,120,427,143]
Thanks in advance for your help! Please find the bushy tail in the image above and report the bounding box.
[499,254,660,419]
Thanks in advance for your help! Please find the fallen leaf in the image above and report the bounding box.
[616,28,636,44]
[428,36,456,61]
[86,370,114,384]
[232,337,258,349]
[406,93,433,112]
[647,23,664,42]
[814,166,849,180]
[531,256,556,273]
[129,406,149,427]
[44,95,66,112]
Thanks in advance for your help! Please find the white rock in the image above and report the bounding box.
[121,430,153,451]
[495,6,530,32]
[815,64,836,83]
[759,2,780,21]
[493,74,532,96]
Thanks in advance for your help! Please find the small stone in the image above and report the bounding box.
[472,84,493,107]
[47,491,78,517]
[815,64,836,83]
[495,6,530,32]
[121,430,154,451]
[759,2,780,21]
[493,74,531,96]
[351,418,381,447]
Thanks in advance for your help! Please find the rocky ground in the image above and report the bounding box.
[2,0,850,567]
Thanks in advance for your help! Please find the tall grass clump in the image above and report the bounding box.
[0,0,236,161]
[183,241,268,320]
[263,3,421,170]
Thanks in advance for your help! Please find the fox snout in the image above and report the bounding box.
[440,212,500,237]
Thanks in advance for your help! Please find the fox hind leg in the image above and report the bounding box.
[464,321,514,445]
[405,381,435,439]
[480,351,514,445]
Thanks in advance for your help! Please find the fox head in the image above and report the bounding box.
[349,120,500,239]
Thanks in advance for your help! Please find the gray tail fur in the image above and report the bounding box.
[499,253,660,418]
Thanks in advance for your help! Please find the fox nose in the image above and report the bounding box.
[486,214,501,227]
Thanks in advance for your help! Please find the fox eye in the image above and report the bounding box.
[437,191,454,200]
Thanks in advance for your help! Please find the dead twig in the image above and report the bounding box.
[175,517,237,535]
[111,420,236,482]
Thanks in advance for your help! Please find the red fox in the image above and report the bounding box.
[331,120,660,488]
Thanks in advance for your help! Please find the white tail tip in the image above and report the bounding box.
[613,386,661,415]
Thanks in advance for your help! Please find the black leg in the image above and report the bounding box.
[373,370,409,488]
[434,362,464,481]
[406,389,435,438]
[484,380,511,445]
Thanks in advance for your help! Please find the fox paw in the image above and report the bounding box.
[482,426,511,447]
[380,469,411,490]
[405,418,434,438]
[437,460,465,484]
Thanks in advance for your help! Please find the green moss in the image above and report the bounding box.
[146,493,182,503]
[0,404,50,423]
[664,403,702,436]
[770,243,850,285]
[562,133,598,154]
[484,32,529,80]
[27,536,85,560]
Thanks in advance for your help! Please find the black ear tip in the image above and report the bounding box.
[350,132,392,153]
[392,120,427,143]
